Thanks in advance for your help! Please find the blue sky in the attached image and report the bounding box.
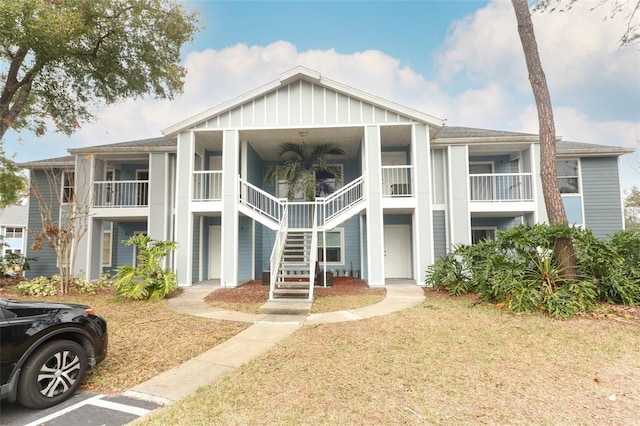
[5,0,639,189]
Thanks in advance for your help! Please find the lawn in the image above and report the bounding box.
[136,291,640,425]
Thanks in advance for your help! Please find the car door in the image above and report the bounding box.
[0,304,16,385]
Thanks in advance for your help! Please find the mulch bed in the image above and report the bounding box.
[204,277,378,305]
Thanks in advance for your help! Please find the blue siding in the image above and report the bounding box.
[246,144,263,187]
[581,157,624,238]
[25,169,63,278]
[191,217,200,282]
[433,210,446,259]
[113,222,147,268]
[471,217,522,230]
[254,222,263,278]
[238,216,253,280]
[561,196,583,226]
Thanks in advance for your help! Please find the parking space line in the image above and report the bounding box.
[24,394,106,426]
[87,398,151,416]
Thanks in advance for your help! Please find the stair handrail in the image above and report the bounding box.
[307,204,319,301]
[269,204,289,300]
[319,175,365,224]
[239,177,285,223]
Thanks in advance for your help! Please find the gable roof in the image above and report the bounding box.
[18,155,75,169]
[162,66,445,137]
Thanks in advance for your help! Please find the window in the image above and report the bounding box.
[318,230,343,263]
[471,228,496,244]
[4,248,21,255]
[4,227,23,239]
[557,160,579,194]
[62,171,75,203]
[102,224,112,267]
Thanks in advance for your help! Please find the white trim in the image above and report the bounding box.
[102,223,112,267]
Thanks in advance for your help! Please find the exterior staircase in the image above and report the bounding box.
[272,231,313,299]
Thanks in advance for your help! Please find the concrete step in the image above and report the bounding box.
[259,300,312,315]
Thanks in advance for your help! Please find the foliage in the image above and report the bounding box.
[624,186,640,230]
[0,0,200,141]
[425,224,639,317]
[265,143,345,201]
[533,0,640,46]
[14,273,113,296]
[0,154,27,208]
[114,234,177,300]
[0,251,35,278]
[16,275,60,296]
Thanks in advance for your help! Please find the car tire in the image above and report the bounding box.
[16,340,88,409]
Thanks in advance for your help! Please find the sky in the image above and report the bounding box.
[4,0,639,190]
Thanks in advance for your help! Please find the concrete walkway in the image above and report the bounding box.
[124,281,425,406]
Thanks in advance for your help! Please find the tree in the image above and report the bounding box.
[0,0,199,141]
[265,143,345,202]
[29,161,91,294]
[511,0,577,278]
[534,0,640,46]
[0,151,27,207]
[625,186,640,230]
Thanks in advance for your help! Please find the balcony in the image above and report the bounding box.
[193,171,223,201]
[382,166,413,197]
[469,173,534,214]
[93,180,149,207]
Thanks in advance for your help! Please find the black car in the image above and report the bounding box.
[0,299,108,408]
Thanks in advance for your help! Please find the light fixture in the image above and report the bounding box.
[298,131,308,137]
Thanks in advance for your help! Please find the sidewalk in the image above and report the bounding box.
[124,281,425,406]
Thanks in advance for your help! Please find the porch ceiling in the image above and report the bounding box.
[194,125,413,161]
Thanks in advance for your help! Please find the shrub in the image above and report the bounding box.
[114,234,178,300]
[16,275,60,296]
[425,224,636,318]
[71,274,113,295]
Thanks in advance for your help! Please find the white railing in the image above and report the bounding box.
[469,173,533,202]
[193,171,222,201]
[286,202,316,229]
[239,178,284,223]
[382,165,413,197]
[269,206,289,300]
[320,176,365,223]
[307,204,318,300]
[93,180,149,207]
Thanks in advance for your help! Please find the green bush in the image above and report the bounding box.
[114,234,178,300]
[16,275,60,296]
[71,274,113,295]
[425,224,638,318]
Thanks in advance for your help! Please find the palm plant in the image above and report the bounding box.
[265,142,345,201]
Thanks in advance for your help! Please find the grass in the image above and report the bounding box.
[135,291,640,425]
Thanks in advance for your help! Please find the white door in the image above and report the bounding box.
[208,226,221,279]
[384,225,411,278]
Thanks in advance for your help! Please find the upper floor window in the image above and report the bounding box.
[277,166,343,200]
[62,171,75,203]
[4,227,23,239]
[557,160,579,194]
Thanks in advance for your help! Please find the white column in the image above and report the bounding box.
[412,124,433,284]
[447,145,471,247]
[221,130,239,287]
[175,132,195,286]
[364,125,385,286]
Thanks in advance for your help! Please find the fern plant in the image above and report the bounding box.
[114,234,178,300]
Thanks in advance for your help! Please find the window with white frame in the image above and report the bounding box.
[4,227,23,239]
[317,230,344,263]
[557,160,580,194]
[62,171,75,203]
[102,224,112,267]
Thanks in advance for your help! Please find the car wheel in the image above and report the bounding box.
[16,340,88,409]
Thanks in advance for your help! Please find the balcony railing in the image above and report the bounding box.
[469,173,533,202]
[93,180,149,207]
[382,165,413,197]
[193,171,223,201]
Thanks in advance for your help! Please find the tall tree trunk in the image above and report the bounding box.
[511,0,577,278]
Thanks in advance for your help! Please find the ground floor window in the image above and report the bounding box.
[102,224,113,267]
[318,230,343,263]
[471,228,496,244]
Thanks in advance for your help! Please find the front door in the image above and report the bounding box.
[384,225,411,278]
[208,226,221,279]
